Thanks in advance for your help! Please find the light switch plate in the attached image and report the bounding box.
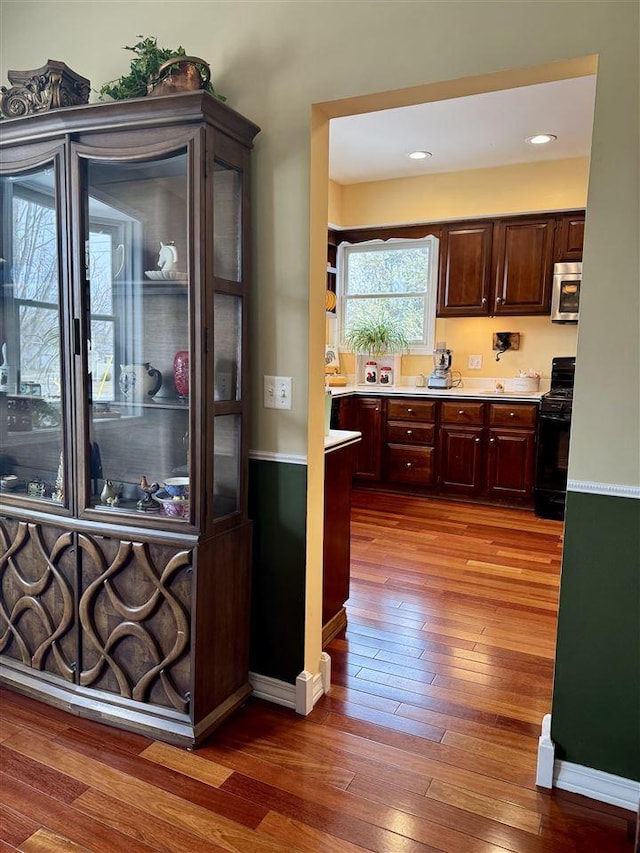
[264,375,292,409]
[468,355,483,369]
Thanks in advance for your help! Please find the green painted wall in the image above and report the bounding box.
[248,459,306,684]
[552,490,640,780]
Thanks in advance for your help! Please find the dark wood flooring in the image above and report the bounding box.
[1,492,636,851]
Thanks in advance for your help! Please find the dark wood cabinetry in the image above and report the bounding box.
[492,216,556,315]
[554,213,585,261]
[338,396,382,481]
[0,93,259,747]
[322,439,358,646]
[438,402,485,494]
[438,222,493,316]
[335,395,538,507]
[485,403,536,500]
[386,399,437,487]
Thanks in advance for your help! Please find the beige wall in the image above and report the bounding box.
[3,1,638,676]
[333,158,590,228]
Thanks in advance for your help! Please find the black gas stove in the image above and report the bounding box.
[540,358,576,420]
[534,357,576,519]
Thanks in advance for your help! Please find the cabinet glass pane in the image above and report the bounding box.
[84,151,191,520]
[213,162,241,282]
[214,293,241,401]
[0,165,66,505]
[214,414,240,518]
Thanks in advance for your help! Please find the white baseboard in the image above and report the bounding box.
[249,653,332,716]
[536,713,640,812]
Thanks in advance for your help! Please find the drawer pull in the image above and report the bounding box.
[406,462,412,468]
[406,429,413,435]
[407,408,413,413]
[489,438,496,443]
[510,411,515,417]
[459,410,464,415]
[475,437,481,443]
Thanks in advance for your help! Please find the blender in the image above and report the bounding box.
[428,341,453,389]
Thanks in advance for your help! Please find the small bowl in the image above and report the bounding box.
[163,477,189,497]
[152,489,190,518]
[0,475,19,491]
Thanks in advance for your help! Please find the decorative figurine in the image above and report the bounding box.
[100,479,122,506]
[158,241,178,272]
[137,475,159,512]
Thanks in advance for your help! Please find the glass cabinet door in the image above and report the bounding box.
[0,161,68,506]
[81,150,191,521]
[212,160,244,520]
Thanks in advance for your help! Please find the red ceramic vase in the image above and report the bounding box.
[173,350,189,398]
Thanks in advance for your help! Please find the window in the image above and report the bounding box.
[338,236,439,352]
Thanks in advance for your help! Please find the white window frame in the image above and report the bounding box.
[336,236,440,355]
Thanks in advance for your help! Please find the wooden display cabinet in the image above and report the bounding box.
[0,92,259,747]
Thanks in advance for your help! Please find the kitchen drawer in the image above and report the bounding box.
[489,403,537,428]
[440,401,485,425]
[387,399,436,422]
[387,422,435,445]
[387,444,435,485]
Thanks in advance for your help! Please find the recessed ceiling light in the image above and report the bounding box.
[407,150,432,159]
[525,134,557,145]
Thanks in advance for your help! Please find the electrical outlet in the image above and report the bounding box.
[264,375,292,410]
[468,354,483,369]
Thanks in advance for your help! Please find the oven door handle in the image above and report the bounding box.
[539,413,571,423]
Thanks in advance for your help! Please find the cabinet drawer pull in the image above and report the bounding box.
[406,462,412,468]
[406,429,413,435]
[407,407,413,413]
[458,409,464,415]
[510,411,515,417]
[475,437,481,443]
[489,438,496,443]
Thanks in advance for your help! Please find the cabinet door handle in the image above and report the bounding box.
[496,296,503,305]
[406,429,413,435]
[475,437,481,443]
[489,438,496,443]
[481,297,487,306]
[510,412,515,417]
[406,462,412,468]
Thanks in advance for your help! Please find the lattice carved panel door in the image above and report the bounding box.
[77,533,192,713]
[0,517,77,681]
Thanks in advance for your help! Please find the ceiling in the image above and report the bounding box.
[329,76,597,185]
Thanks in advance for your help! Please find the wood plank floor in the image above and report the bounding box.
[1,493,635,852]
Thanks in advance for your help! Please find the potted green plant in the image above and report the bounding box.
[344,316,409,386]
[98,35,225,102]
[344,317,409,358]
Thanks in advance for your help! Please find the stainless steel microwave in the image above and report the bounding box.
[551,261,581,323]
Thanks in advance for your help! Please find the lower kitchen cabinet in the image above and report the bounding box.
[486,429,536,500]
[334,395,538,506]
[438,426,484,495]
[338,396,382,481]
[323,438,358,646]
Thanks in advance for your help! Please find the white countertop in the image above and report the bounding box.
[328,383,544,402]
[324,429,362,452]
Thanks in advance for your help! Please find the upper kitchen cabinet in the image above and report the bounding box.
[0,92,260,747]
[492,216,556,315]
[437,222,493,316]
[436,211,584,317]
[554,212,585,261]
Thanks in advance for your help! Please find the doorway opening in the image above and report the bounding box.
[309,55,598,713]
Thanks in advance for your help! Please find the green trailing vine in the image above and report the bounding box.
[98,35,225,102]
